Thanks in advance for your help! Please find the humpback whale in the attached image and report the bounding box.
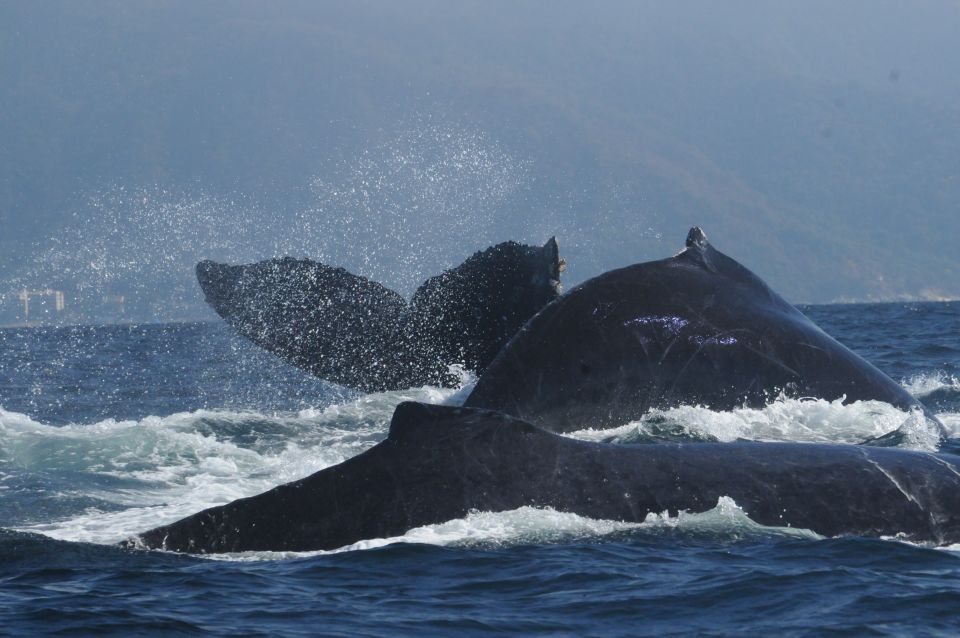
[132,402,960,553]
[465,228,939,432]
[196,239,563,392]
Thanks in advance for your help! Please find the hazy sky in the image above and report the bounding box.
[1,1,958,322]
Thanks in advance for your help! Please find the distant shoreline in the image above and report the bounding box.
[0,318,216,330]
[822,296,960,305]
[1,298,957,330]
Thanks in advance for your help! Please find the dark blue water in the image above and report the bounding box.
[2,303,959,636]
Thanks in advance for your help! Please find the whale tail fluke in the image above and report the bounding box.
[195,256,412,392]
[196,239,563,392]
[196,260,242,313]
[406,239,563,378]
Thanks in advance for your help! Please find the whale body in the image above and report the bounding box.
[465,228,938,432]
[133,229,952,555]
[196,239,563,392]
[132,402,960,553]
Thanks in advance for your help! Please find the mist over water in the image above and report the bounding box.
[3,187,260,322]
[304,119,535,295]
[0,118,550,325]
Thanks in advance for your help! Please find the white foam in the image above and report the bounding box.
[442,364,478,405]
[639,495,823,541]
[4,376,955,548]
[903,371,960,399]
[203,497,820,561]
[938,413,960,435]
[568,396,944,451]
[6,412,356,544]
[895,408,948,451]
[294,381,464,424]
[3,381,472,545]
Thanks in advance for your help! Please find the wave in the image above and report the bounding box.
[2,382,464,544]
[200,497,822,561]
[567,396,950,451]
[4,377,956,547]
[903,371,960,402]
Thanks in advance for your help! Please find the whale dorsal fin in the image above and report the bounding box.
[388,401,544,444]
[388,401,449,441]
[678,227,794,308]
[680,226,719,273]
[685,226,709,250]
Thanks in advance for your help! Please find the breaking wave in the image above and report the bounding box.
[2,378,954,549]
[1,383,461,544]
[903,372,960,399]
[203,497,822,561]
[568,396,952,452]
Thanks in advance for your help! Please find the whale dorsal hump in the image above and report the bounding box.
[678,226,793,307]
[388,401,543,444]
[388,401,479,444]
[389,401,442,441]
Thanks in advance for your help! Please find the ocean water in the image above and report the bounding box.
[1,302,959,636]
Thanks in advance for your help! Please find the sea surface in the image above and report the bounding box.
[1,302,959,636]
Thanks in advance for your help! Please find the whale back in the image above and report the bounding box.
[133,402,960,553]
[465,228,933,431]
